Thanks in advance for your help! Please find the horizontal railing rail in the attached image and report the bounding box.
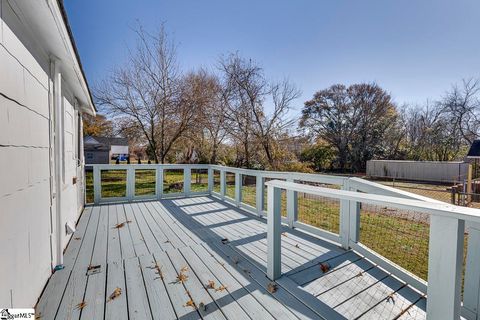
[85,163,480,320]
[85,164,211,204]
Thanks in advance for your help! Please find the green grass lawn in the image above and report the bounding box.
[85,168,468,282]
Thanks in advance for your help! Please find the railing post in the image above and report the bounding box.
[267,184,282,280]
[286,179,298,228]
[93,166,101,204]
[156,166,163,199]
[220,170,226,199]
[256,175,265,216]
[184,167,191,196]
[126,166,135,201]
[235,172,242,205]
[207,167,214,193]
[463,222,480,320]
[426,215,465,320]
[340,179,359,249]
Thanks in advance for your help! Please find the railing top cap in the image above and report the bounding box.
[265,179,480,223]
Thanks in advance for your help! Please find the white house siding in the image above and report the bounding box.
[110,144,129,156]
[0,0,84,308]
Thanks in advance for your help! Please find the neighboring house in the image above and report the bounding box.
[84,136,129,163]
[0,0,95,308]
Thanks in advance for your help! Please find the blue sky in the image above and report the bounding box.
[65,0,480,115]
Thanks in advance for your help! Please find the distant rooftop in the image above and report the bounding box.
[467,140,480,158]
[84,135,128,146]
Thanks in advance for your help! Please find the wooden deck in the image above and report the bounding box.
[35,196,427,320]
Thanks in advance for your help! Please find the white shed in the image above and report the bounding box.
[0,0,95,308]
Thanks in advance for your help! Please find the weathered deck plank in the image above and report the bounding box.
[55,205,101,320]
[123,203,150,257]
[178,246,251,320]
[191,245,275,320]
[104,260,128,320]
[80,205,109,319]
[358,286,425,320]
[152,250,200,320]
[35,207,93,320]
[138,254,177,320]
[124,257,152,320]
[36,197,427,320]
[107,204,123,262]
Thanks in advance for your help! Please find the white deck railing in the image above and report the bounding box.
[85,164,480,320]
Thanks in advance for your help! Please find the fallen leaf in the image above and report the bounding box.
[221,238,229,244]
[75,301,87,310]
[74,237,81,240]
[215,285,227,292]
[107,287,122,302]
[113,220,132,229]
[176,272,189,283]
[180,266,189,272]
[295,244,299,248]
[320,262,330,273]
[207,280,215,289]
[281,232,288,237]
[198,302,207,311]
[184,299,195,308]
[267,282,278,293]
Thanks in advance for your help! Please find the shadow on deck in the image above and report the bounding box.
[35,196,426,320]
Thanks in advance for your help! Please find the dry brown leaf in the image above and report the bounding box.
[107,287,122,302]
[75,301,87,310]
[267,282,278,293]
[113,220,132,229]
[215,285,227,292]
[177,272,189,283]
[320,262,330,273]
[207,280,215,289]
[74,237,81,240]
[180,266,189,272]
[281,232,288,237]
[184,299,195,308]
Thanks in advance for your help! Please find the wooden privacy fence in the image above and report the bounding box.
[85,164,480,320]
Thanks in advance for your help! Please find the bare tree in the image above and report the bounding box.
[95,25,196,163]
[442,78,480,144]
[219,53,299,169]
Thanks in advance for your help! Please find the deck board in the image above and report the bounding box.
[36,196,427,320]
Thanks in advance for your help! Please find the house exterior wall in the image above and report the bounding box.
[110,144,129,156]
[85,150,110,164]
[0,0,85,308]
